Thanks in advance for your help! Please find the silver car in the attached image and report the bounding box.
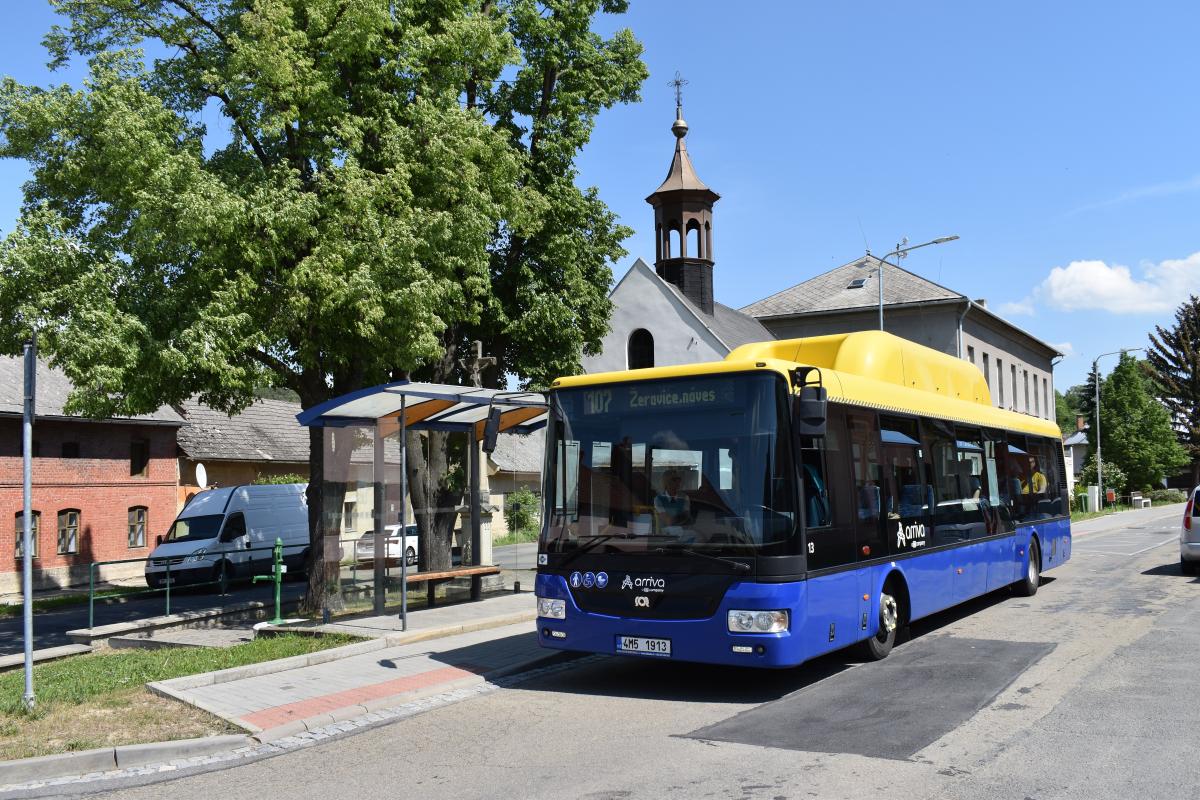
[1182,486,1200,575]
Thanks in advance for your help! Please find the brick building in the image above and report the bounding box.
[0,358,183,593]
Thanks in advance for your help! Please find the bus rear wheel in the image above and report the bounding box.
[860,589,900,661]
[1013,539,1041,597]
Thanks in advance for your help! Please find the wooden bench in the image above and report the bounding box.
[401,565,502,606]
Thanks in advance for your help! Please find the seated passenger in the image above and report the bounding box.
[654,469,691,528]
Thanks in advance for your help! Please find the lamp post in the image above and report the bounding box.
[1092,347,1144,509]
[864,235,960,330]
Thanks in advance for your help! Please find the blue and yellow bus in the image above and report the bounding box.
[534,331,1070,667]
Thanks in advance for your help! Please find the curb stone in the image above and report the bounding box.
[0,735,249,786]
[0,653,598,798]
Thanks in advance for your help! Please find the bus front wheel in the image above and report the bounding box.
[1013,539,1041,597]
[860,587,900,661]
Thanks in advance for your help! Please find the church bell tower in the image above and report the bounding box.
[646,72,720,315]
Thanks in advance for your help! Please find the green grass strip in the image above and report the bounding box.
[0,633,359,718]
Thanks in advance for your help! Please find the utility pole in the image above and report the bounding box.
[21,337,36,712]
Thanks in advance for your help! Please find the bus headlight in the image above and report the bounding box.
[728,609,788,633]
[184,548,209,564]
[537,597,566,619]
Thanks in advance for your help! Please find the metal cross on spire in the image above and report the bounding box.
[669,70,688,109]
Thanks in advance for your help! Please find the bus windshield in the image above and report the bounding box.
[543,372,797,557]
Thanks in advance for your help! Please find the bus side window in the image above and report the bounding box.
[845,411,886,560]
[803,407,856,570]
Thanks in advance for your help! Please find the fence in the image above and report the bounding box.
[85,537,397,628]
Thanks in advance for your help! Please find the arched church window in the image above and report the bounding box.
[686,222,701,259]
[628,329,654,370]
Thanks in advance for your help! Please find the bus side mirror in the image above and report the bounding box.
[794,386,828,438]
[481,407,502,454]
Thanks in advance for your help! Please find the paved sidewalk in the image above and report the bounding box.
[282,590,535,640]
[151,592,545,740]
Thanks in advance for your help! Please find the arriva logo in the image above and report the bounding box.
[897,521,927,549]
[620,575,667,592]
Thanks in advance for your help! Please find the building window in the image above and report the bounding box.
[1011,365,1018,409]
[982,353,990,388]
[130,438,150,477]
[1043,378,1050,421]
[128,507,147,548]
[628,329,654,370]
[967,345,975,365]
[1024,370,1030,413]
[57,510,80,554]
[14,512,39,559]
[1033,373,1040,417]
[31,441,40,458]
[61,442,80,458]
[343,501,357,532]
[997,359,1005,406]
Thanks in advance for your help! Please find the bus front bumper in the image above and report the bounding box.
[533,573,807,668]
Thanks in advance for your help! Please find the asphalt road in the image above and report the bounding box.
[85,504,1199,800]
[492,541,537,571]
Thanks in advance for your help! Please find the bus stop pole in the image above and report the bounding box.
[470,427,481,572]
[372,418,386,615]
[21,337,36,712]
[398,396,408,631]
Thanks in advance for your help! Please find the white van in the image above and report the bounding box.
[145,484,309,589]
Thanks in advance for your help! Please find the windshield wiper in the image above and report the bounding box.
[556,533,625,569]
[653,544,751,574]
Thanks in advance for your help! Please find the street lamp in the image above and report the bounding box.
[863,235,960,331]
[1092,347,1144,509]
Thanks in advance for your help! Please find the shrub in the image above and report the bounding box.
[1149,488,1188,504]
[505,486,540,534]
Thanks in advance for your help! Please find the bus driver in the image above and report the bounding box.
[654,469,692,530]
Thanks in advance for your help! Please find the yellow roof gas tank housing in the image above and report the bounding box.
[727,331,992,407]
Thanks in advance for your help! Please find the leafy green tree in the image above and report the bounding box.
[0,0,644,608]
[1090,353,1188,493]
[1055,388,1083,434]
[504,485,539,535]
[1077,455,1126,497]
[1145,295,1200,485]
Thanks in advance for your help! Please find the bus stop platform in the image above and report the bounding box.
[259,590,535,642]
[150,593,546,742]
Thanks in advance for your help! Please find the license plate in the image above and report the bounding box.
[616,636,671,657]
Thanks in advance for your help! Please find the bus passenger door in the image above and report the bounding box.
[800,407,861,656]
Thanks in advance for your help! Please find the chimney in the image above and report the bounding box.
[974,298,987,309]
[1076,414,1085,432]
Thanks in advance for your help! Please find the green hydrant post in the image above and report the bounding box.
[252,538,286,625]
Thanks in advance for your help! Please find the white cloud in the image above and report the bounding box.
[1050,341,1075,358]
[1004,250,1200,316]
[1036,252,1200,314]
[997,298,1035,316]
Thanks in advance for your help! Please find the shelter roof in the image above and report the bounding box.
[296,382,547,438]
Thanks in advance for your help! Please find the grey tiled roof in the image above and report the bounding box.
[176,397,309,462]
[652,270,774,350]
[0,356,183,424]
[740,255,964,318]
[489,430,544,475]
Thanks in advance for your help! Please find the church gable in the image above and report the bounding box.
[582,260,727,374]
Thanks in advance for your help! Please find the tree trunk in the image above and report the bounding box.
[302,422,354,614]
[405,429,463,572]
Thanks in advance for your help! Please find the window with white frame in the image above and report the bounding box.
[57,509,79,555]
[128,506,147,548]
[14,512,39,559]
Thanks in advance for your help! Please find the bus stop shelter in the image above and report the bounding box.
[296,382,547,627]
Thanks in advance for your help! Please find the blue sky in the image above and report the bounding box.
[4,1,1199,390]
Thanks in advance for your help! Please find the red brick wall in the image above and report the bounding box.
[0,417,179,591]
